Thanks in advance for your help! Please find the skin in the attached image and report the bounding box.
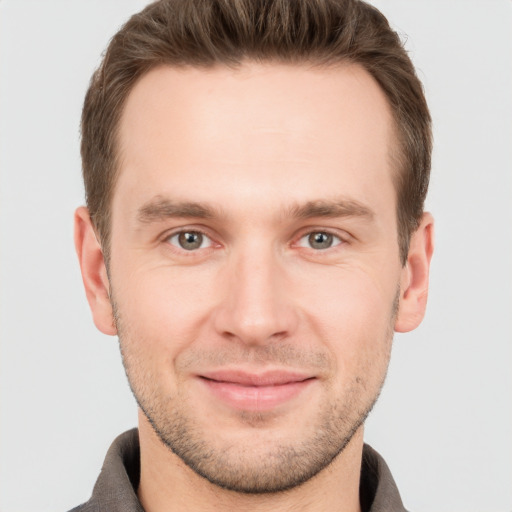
[75,62,434,512]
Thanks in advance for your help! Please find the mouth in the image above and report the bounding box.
[197,370,317,411]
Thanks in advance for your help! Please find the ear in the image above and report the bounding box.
[74,207,117,336]
[394,212,434,333]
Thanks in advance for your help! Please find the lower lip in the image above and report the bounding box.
[200,378,315,411]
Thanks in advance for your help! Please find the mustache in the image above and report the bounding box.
[176,343,332,371]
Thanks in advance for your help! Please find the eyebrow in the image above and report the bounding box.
[136,196,374,224]
[287,199,375,221]
[137,197,219,223]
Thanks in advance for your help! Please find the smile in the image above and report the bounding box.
[198,370,317,411]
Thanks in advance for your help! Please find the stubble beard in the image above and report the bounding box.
[113,297,396,494]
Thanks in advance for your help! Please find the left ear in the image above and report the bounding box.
[394,212,434,333]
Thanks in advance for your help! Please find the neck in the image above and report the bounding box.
[137,411,363,512]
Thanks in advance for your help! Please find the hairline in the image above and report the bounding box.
[97,59,414,267]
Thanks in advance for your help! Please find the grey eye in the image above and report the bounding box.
[308,232,333,249]
[168,231,212,251]
[298,231,342,250]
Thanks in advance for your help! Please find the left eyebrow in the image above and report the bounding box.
[287,198,375,221]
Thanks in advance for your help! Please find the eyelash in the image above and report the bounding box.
[164,228,218,254]
[162,227,348,255]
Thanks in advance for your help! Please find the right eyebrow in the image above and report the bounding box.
[136,197,219,224]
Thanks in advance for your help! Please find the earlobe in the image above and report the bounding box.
[394,213,434,333]
[74,207,117,336]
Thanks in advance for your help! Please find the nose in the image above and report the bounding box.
[212,244,299,346]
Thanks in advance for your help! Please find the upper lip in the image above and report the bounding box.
[199,369,314,387]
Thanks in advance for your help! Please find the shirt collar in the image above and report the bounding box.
[72,428,407,512]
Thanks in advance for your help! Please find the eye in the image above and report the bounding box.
[298,231,343,250]
[167,230,213,251]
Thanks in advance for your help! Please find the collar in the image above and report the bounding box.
[70,428,407,512]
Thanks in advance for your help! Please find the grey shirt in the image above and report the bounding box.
[69,429,407,512]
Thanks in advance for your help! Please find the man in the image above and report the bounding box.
[72,0,434,510]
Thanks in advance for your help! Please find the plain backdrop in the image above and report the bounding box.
[1,1,511,511]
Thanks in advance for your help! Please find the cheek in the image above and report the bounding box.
[112,263,218,352]
[294,267,396,374]
[112,271,212,398]
[298,263,397,327]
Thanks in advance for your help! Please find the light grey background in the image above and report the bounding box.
[1,1,511,511]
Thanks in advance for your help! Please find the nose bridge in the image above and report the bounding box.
[213,239,297,345]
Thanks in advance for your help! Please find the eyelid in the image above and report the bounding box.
[168,231,213,250]
[159,224,350,253]
[292,227,350,250]
[161,225,221,252]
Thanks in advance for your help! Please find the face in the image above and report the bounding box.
[94,63,412,492]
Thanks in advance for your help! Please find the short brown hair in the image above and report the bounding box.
[81,0,431,264]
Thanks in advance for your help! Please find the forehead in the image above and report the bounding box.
[114,62,396,218]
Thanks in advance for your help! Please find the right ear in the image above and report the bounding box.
[74,207,117,336]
